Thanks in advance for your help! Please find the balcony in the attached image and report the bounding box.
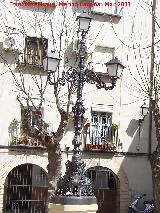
[84,123,119,152]
[18,52,43,67]
[8,119,46,148]
[17,36,48,68]
[84,142,117,152]
[10,135,44,148]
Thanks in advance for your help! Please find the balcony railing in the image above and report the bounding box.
[8,120,45,148]
[10,136,44,147]
[84,123,118,152]
[18,52,43,67]
[84,142,117,152]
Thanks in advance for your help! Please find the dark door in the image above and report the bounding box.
[94,189,117,213]
[4,164,48,213]
[86,166,118,213]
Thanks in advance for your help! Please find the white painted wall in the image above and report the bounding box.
[0,0,159,202]
[122,156,153,200]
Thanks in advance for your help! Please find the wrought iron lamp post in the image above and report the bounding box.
[43,12,125,205]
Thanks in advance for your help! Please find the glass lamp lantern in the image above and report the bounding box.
[43,52,61,73]
[76,12,92,32]
[105,57,125,79]
[140,102,149,116]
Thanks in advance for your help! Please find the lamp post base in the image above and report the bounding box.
[48,196,98,213]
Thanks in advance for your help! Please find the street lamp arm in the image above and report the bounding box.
[47,68,79,86]
[85,69,116,90]
[48,68,116,91]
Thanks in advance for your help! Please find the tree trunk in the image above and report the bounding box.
[151,99,160,213]
[45,137,62,196]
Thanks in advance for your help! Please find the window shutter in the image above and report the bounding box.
[91,104,113,113]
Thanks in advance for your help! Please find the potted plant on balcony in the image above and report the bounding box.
[105,141,116,151]
[105,141,111,150]
[20,132,29,145]
[111,142,117,151]
[11,136,17,145]
[111,123,119,130]
[43,121,50,131]
[8,119,21,146]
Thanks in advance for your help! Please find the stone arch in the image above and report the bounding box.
[0,152,48,212]
[3,163,48,212]
[86,165,120,213]
[84,158,131,213]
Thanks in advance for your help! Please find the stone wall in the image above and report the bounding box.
[0,149,48,213]
[0,150,131,213]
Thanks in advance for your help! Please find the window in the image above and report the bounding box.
[8,106,44,147]
[18,37,48,66]
[21,107,43,132]
[91,0,123,16]
[91,46,114,74]
[90,111,112,145]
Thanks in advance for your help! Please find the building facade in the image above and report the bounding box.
[0,0,158,212]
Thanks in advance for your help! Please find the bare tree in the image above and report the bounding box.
[0,5,81,197]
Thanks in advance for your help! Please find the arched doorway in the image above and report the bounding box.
[86,166,120,213]
[4,163,48,213]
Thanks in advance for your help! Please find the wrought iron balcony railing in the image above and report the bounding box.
[8,119,45,148]
[10,135,44,147]
[84,123,118,152]
[17,52,43,67]
[84,142,117,152]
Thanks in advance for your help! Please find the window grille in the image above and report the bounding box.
[4,164,48,212]
[18,37,48,66]
[90,111,112,145]
[21,107,43,131]
[87,167,116,189]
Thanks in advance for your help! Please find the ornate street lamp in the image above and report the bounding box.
[139,102,149,126]
[43,11,125,206]
[105,57,125,79]
[76,12,92,32]
[43,52,61,73]
[140,102,149,117]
